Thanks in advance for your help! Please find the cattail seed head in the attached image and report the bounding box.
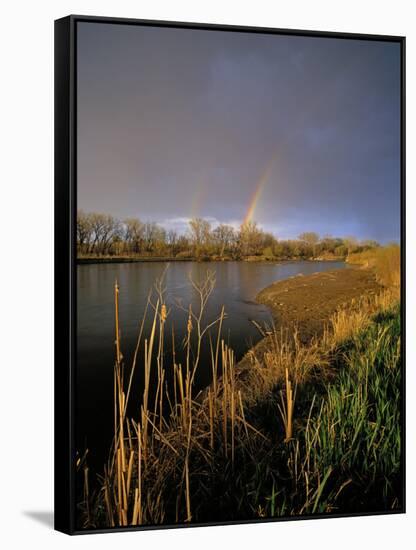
[161,304,167,323]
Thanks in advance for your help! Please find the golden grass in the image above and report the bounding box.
[323,288,398,350]
[348,244,400,288]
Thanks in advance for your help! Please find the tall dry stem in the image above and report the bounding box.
[278,367,296,442]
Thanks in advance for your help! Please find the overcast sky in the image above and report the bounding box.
[77,22,401,242]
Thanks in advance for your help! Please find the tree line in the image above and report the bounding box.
[77,210,379,261]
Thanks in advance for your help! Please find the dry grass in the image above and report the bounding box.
[348,244,400,288]
[322,288,398,350]
[278,368,296,442]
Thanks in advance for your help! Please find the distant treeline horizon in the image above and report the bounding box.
[77,210,384,260]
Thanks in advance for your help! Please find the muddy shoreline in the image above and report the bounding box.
[238,266,381,368]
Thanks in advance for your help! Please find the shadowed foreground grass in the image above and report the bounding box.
[76,274,402,529]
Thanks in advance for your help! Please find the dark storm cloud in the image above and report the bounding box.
[77,23,401,242]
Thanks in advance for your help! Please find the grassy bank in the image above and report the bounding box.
[240,300,401,517]
[347,244,400,288]
[77,266,402,528]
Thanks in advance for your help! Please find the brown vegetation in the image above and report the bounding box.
[347,244,400,288]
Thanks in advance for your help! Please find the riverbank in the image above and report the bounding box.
[256,266,381,342]
[236,266,381,374]
[79,262,401,528]
[77,254,345,265]
[77,255,189,264]
[236,265,382,390]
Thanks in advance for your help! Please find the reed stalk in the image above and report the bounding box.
[278,367,296,442]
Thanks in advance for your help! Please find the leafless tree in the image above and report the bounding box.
[143,222,166,253]
[298,232,319,246]
[89,213,122,255]
[298,231,320,257]
[76,210,93,254]
[166,230,179,255]
[188,218,212,257]
[212,224,236,257]
[239,221,264,256]
[124,218,144,254]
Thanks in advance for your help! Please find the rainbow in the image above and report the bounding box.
[190,177,207,218]
[243,156,277,225]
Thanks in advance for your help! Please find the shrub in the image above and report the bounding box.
[262,246,274,258]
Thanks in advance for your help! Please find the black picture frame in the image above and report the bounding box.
[54,14,406,535]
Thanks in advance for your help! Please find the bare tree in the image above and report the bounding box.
[212,224,235,257]
[298,232,320,257]
[298,232,319,246]
[176,235,191,257]
[76,210,93,254]
[167,230,179,256]
[143,222,166,253]
[89,213,122,255]
[239,221,264,256]
[188,218,212,257]
[124,218,144,254]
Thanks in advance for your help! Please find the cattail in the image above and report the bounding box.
[161,303,167,323]
[187,313,193,334]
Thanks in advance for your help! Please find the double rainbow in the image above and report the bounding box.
[188,155,276,227]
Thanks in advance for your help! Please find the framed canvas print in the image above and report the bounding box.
[54,15,405,535]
